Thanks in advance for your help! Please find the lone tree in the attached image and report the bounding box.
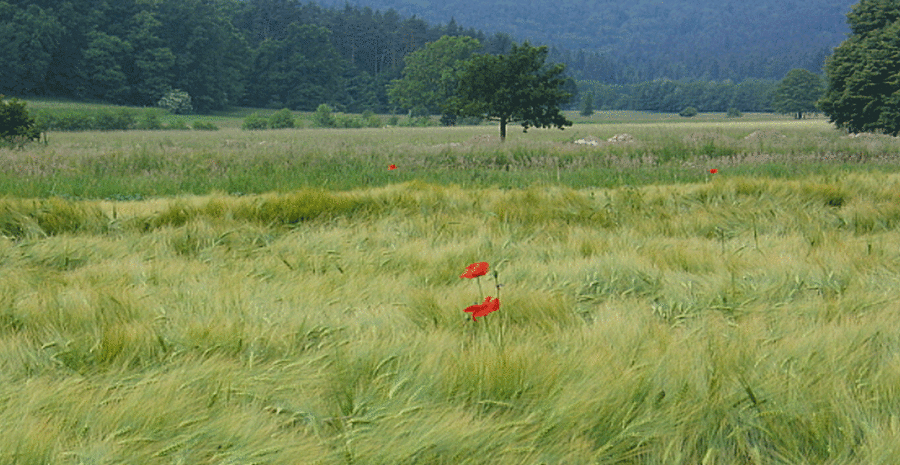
[818,0,900,135]
[772,68,824,119]
[447,42,572,141]
[580,91,595,116]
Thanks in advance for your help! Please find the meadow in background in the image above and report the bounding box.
[2,105,900,463]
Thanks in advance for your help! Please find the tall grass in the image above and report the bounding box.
[3,176,900,463]
[2,117,900,199]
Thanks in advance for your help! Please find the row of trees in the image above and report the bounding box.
[579,69,826,118]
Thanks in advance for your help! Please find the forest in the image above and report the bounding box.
[0,0,824,114]
[314,0,852,82]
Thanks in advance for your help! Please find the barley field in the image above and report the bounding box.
[3,111,900,464]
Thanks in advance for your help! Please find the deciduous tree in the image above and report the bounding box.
[819,0,900,134]
[388,35,481,116]
[772,68,824,119]
[448,42,572,141]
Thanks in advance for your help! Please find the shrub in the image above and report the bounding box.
[269,108,295,129]
[362,110,382,128]
[387,115,399,126]
[192,121,219,131]
[167,119,189,130]
[311,104,336,128]
[138,110,164,130]
[727,107,743,118]
[409,105,430,118]
[35,110,93,131]
[0,97,40,146]
[94,109,135,130]
[335,114,363,128]
[242,112,269,130]
[157,89,193,114]
[679,106,698,117]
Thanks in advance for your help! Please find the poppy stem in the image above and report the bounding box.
[492,270,500,300]
[476,277,484,302]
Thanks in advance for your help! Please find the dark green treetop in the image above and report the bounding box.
[772,68,824,119]
[447,42,572,141]
[388,35,482,116]
[819,0,900,135]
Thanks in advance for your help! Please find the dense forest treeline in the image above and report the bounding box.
[1,0,518,113]
[584,78,778,113]
[1,0,816,114]
[315,0,852,83]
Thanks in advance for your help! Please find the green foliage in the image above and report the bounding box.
[388,35,482,114]
[93,109,136,130]
[449,42,573,140]
[361,110,383,128]
[245,24,343,111]
[137,111,164,130]
[772,69,824,119]
[335,114,364,128]
[166,118,189,130]
[241,112,269,130]
[580,78,776,113]
[0,97,40,145]
[268,108,295,129]
[820,0,900,135]
[311,103,336,128]
[157,89,193,115]
[580,91,595,116]
[679,106,698,117]
[727,107,743,118]
[191,120,219,131]
[79,30,133,102]
[32,108,166,131]
[0,3,63,95]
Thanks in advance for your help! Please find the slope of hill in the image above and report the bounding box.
[313,0,855,81]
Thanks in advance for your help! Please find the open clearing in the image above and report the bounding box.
[2,115,900,463]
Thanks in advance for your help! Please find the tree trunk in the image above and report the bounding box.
[796,111,803,119]
[499,116,507,142]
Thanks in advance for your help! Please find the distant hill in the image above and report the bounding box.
[313,0,855,81]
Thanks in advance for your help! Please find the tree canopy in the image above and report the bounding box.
[448,42,573,141]
[819,0,900,135]
[772,69,824,119]
[387,35,481,116]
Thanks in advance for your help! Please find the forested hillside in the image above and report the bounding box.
[0,0,513,113]
[315,0,854,82]
[1,0,841,114]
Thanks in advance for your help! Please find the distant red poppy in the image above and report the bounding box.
[460,262,489,279]
[709,168,718,174]
[463,296,500,321]
[388,164,397,170]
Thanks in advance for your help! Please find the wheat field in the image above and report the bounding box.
[3,116,900,463]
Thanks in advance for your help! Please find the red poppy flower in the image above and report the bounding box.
[709,168,718,174]
[463,296,500,321]
[460,262,489,279]
[388,164,397,170]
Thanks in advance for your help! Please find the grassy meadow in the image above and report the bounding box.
[3,105,900,463]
